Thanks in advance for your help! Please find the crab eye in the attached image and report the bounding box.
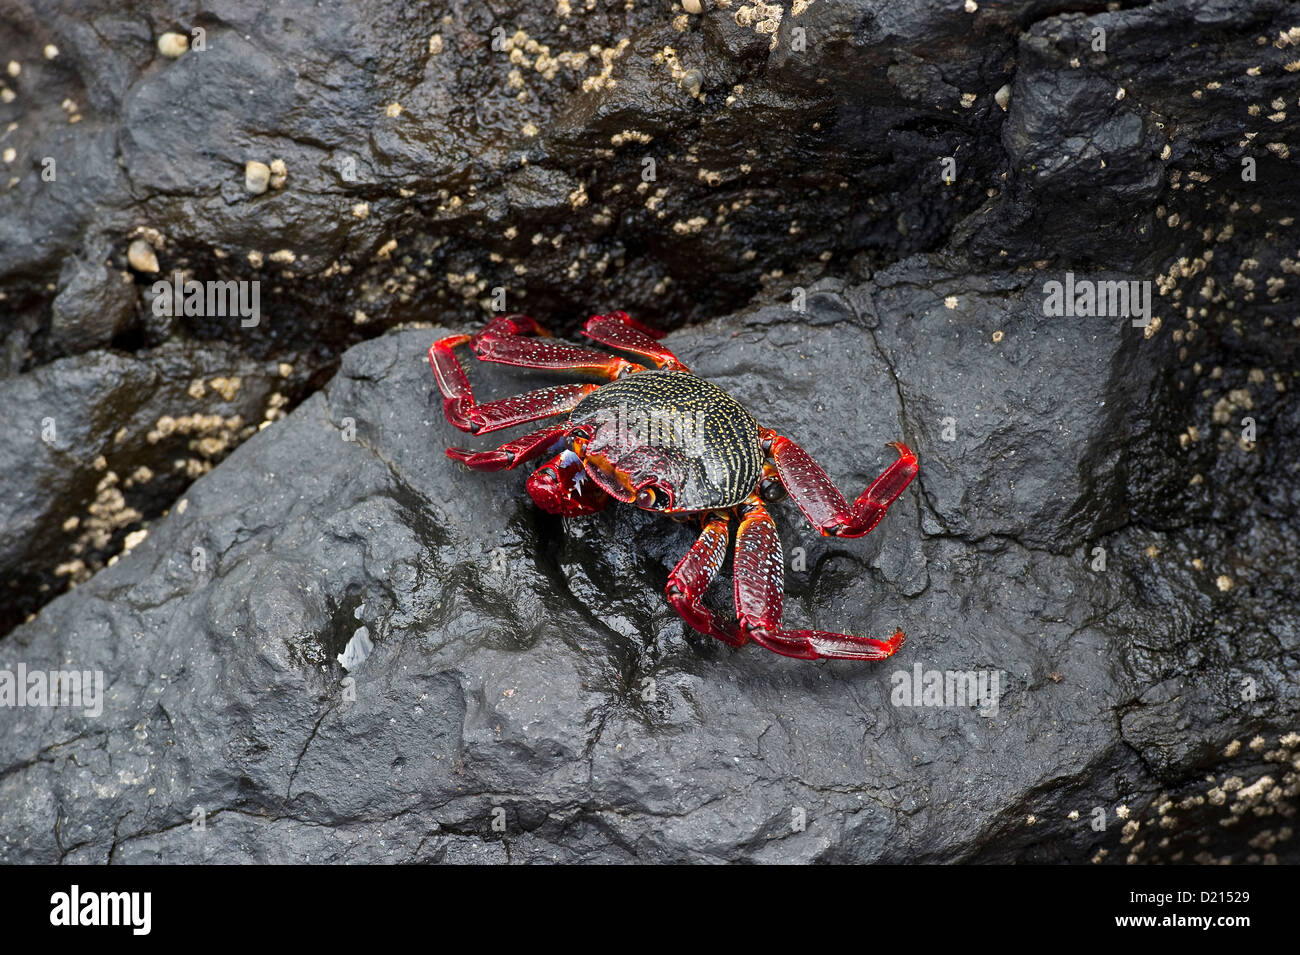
[635,486,658,508]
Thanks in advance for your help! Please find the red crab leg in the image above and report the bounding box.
[732,495,904,661]
[582,312,689,372]
[455,383,598,436]
[429,317,554,429]
[666,513,745,646]
[473,311,643,376]
[470,314,553,342]
[764,430,918,539]
[429,314,636,430]
[446,425,567,472]
[473,334,645,378]
[429,333,478,429]
[526,449,610,516]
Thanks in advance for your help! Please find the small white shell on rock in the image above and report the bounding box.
[338,626,373,671]
[127,238,159,273]
[157,32,189,58]
[683,0,703,14]
[244,160,271,194]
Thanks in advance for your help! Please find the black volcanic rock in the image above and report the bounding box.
[3,276,1295,863]
[0,341,293,634]
[2,0,1298,863]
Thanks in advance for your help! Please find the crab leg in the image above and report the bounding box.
[764,430,918,539]
[472,312,643,376]
[428,333,478,429]
[473,334,645,378]
[446,425,568,472]
[429,314,642,430]
[582,311,689,372]
[454,383,598,436]
[732,495,904,661]
[430,318,552,424]
[666,513,745,646]
[473,314,553,339]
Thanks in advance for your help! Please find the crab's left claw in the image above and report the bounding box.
[527,450,609,516]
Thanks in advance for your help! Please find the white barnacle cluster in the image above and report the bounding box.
[1087,731,1300,864]
[244,158,288,195]
[653,46,703,102]
[727,0,813,51]
[496,28,630,97]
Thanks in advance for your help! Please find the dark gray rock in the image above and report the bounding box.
[867,257,1158,551]
[3,277,1295,863]
[48,244,136,353]
[5,0,1291,368]
[3,0,1298,864]
[960,0,1300,268]
[0,341,293,634]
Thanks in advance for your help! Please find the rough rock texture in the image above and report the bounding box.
[2,0,1299,862]
[3,294,1297,863]
[2,0,1017,366]
[4,0,1299,630]
[0,342,308,634]
[5,0,1295,361]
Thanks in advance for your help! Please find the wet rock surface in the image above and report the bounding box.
[0,341,304,635]
[2,0,1298,862]
[3,285,1297,863]
[4,0,1294,358]
[4,0,1299,633]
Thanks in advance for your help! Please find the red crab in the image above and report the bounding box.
[429,312,918,662]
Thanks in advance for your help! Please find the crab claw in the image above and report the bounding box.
[527,450,609,516]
